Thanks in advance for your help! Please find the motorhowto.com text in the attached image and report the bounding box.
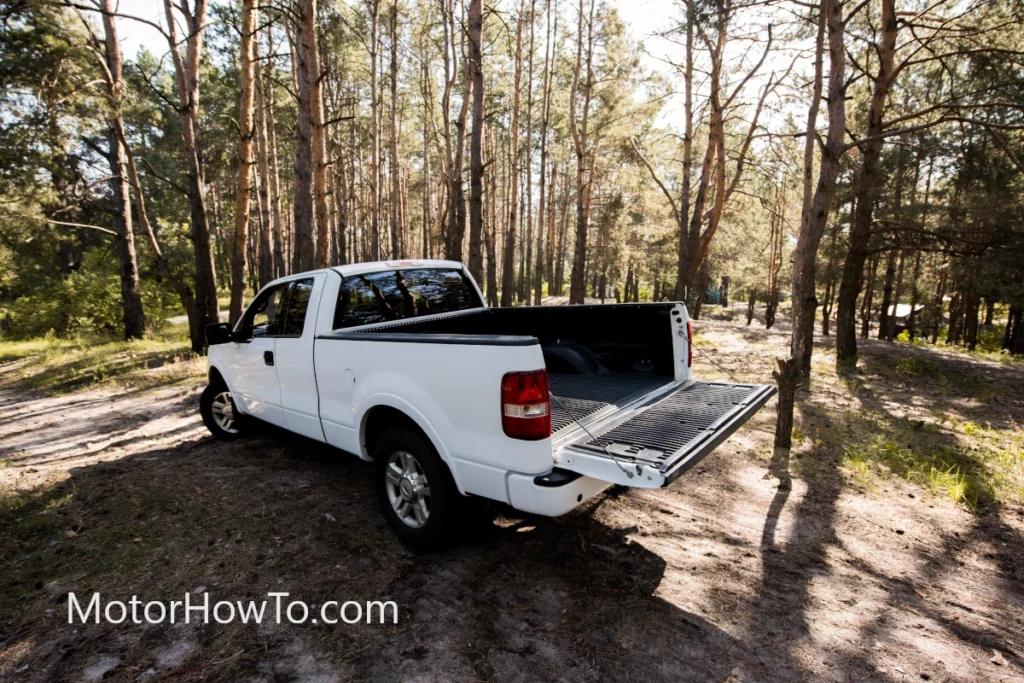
[67,592,398,625]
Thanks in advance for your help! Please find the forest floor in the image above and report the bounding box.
[0,312,1022,682]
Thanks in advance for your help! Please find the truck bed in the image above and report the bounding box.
[548,373,671,433]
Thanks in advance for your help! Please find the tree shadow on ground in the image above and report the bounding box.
[1,346,194,395]
[855,337,1024,430]
[0,425,747,683]
[734,394,847,681]
[837,342,1021,509]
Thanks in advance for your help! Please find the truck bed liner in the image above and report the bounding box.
[548,373,670,433]
[567,381,776,484]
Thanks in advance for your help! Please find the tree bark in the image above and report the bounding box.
[500,2,526,307]
[788,0,829,377]
[289,18,315,271]
[835,0,897,368]
[521,0,536,304]
[366,0,382,259]
[299,0,331,268]
[263,28,286,278]
[534,0,554,304]
[163,0,219,343]
[467,0,485,282]
[877,249,896,340]
[99,0,145,339]
[568,0,595,304]
[388,1,403,259]
[674,3,694,301]
[229,0,259,324]
[886,250,906,341]
[255,55,275,289]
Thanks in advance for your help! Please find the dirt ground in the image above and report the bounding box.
[1,319,1022,682]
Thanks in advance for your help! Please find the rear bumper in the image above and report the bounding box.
[506,469,612,516]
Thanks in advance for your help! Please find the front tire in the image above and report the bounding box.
[200,383,246,441]
[373,427,457,551]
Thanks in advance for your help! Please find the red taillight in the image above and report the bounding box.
[501,370,551,440]
[686,321,693,367]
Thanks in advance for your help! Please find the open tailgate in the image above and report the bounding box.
[555,381,776,488]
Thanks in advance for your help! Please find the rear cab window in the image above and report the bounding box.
[333,268,481,330]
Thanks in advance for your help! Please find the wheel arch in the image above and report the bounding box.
[208,365,227,387]
[359,401,463,493]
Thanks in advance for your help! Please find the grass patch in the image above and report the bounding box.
[894,356,939,376]
[0,323,203,394]
[841,426,1023,509]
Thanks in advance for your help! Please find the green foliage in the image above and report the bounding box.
[2,251,178,339]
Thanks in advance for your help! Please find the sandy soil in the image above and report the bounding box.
[1,321,1022,682]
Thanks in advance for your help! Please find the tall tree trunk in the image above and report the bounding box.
[467,0,485,282]
[289,19,315,271]
[886,250,906,341]
[774,0,845,452]
[111,102,198,350]
[485,123,499,306]
[788,0,829,377]
[100,0,145,339]
[674,3,694,301]
[521,0,536,304]
[534,0,554,304]
[255,57,275,289]
[298,0,331,268]
[860,253,878,338]
[500,2,525,307]
[229,0,259,324]
[877,249,897,340]
[163,0,219,346]
[263,28,286,278]
[443,0,471,262]
[388,1,403,259]
[420,32,433,260]
[835,0,897,368]
[366,0,382,259]
[906,251,922,339]
[568,0,595,304]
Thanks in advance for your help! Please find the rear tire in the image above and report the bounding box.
[373,427,458,551]
[200,382,246,441]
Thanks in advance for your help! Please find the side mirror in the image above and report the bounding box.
[205,322,233,346]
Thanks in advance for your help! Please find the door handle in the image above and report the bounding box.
[264,351,274,366]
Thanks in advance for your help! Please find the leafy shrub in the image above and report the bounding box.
[4,251,178,339]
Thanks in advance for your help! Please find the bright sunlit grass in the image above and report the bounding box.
[0,323,204,393]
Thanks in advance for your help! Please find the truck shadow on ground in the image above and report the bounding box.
[1,423,749,683]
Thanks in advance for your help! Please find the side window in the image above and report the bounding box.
[334,272,404,329]
[248,284,289,337]
[280,278,315,336]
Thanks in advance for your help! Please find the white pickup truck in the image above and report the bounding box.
[201,260,774,548]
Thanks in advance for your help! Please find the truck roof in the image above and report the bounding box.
[331,259,466,278]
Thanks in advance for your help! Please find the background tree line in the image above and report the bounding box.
[1,0,1022,404]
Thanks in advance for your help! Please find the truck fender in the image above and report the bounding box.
[207,361,234,393]
[355,394,465,494]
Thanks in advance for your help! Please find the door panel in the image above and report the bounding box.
[231,337,283,425]
[275,277,326,441]
[231,283,289,428]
